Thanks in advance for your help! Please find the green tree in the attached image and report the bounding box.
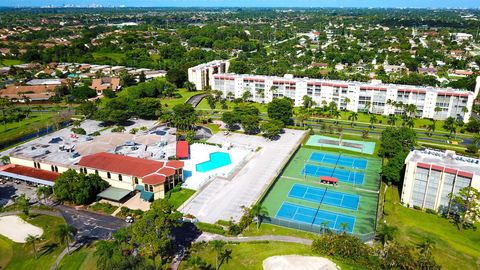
[250,204,269,229]
[443,117,458,138]
[387,114,397,126]
[16,194,30,217]
[76,101,98,119]
[184,81,197,92]
[267,98,293,125]
[211,240,226,270]
[377,224,398,247]
[369,114,377,129]
[302,95,314,109]
[55,224,77,254]
[241,114,260,134]
[260,119,283,139]
[448,187,480,231]
[54,169,109,205]
[25,234,40,259]
[348,112,358,127]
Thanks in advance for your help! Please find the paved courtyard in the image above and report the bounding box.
[179,129,307,223]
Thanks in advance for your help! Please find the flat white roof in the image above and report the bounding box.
[406,149,480,175]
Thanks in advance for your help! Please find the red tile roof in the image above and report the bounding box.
[176,141,189,159]
[0,164,59,182]
[142,174,166,185]
[166,160,184,169]
[78,152,166,178]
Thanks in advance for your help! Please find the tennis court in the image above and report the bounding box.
[288,183,360,210]
[276,202,356,233]
[301,164,365,185]
[310,152,368,170]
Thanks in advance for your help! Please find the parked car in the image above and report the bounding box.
[125,216,134,223]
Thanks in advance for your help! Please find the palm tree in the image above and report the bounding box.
[320,221,329,235]
[339,222,349,234]
[406,117,415,129]
[348,112,358,127]
[55,224,77,255]
[211,240,226,270]
[377,224,398,247]
[387,114,397,126]
[462,106,469,117]
[332,110,341,125]
[25,234,39,259]
[343,97,350,110]
[250,204,269,229]
[364,101,372,113]
[369,115,377,129]
[426,122,436,136]
[443,117,457,138]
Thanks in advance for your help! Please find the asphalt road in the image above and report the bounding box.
[54,204,126,242]
[186,94,206,107]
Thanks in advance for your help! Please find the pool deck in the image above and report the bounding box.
[179,129,308,223]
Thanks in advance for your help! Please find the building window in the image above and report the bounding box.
[144,184,148,191]
[51,165,55,172]
[149,185,153,192]
[95,170,98,175]
[107,172,111,179]
[134,177,138,184]
[54,166,58,172]
[118,174,122,181]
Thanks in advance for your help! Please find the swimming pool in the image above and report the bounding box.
[196,152,232,172]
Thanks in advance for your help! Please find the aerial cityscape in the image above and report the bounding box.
[0,4,479,270]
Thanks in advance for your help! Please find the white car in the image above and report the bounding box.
[125,216,134,223]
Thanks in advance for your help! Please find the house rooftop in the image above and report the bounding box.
[405,149,480,175]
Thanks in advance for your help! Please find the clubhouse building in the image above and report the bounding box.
[189,60,479,121]
[401,149,480,212]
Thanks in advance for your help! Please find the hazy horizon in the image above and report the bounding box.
[1,0,479,9]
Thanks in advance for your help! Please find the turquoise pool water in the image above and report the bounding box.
[196,152,232,172]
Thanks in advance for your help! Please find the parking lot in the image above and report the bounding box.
[0,181,39,207]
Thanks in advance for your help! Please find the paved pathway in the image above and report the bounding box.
[0,209,62,217]
[196,232,313,245]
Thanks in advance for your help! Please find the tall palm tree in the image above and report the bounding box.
[339,222,349,234]
[387,114,397,126]
[343,97,350,110]
[320,221,329,235]
[94,240,116,269]
[250,204,269,229]
[348,112,358,127]
[426,122,436,136]
[25,234,39,259]
[55,224,77,255]
[406,117,415,129]
[332,110,341,125]
[364,101,372,113]
[211,240,226,270]
[369,115,377,129]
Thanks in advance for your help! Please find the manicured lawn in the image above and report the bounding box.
[196,99,268,113]
[162,89,204,108]
[242,223,318,240]
[0,236,13,268]
[2,214,67,270]
[383,186,480,270]
[205,123,221,134]
[57,243,97,270]
[0,112,57,149]
[92,52,126,64]
[179,241,358,270]
[0,59,23,66]
[167,188,196,209]
[89,202,117,215]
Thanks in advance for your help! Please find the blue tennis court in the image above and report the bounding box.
[276,202,356,233]
[288,183,359,210]
[310,152,368,170]
[301,164,365,185]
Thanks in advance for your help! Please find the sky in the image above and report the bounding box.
[1,0,479,8]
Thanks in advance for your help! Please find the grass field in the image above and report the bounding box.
[57,243,97,270]
[243,223,319,240]
[162,89,204,108]
[0,59,23,67]
[179,241,359,270]
[167,188,196,209]
[196,99,268,113]
[384,186,480,270]
[260,146,381,237]
[0,112,57,149]
[1,214,66,270]
[92,52,126,64]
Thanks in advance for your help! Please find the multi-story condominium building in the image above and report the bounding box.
[188,60,230,90]
[401,149,480,212]
[210,72,479,121]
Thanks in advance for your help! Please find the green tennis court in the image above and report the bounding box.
[260,146,382,238]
